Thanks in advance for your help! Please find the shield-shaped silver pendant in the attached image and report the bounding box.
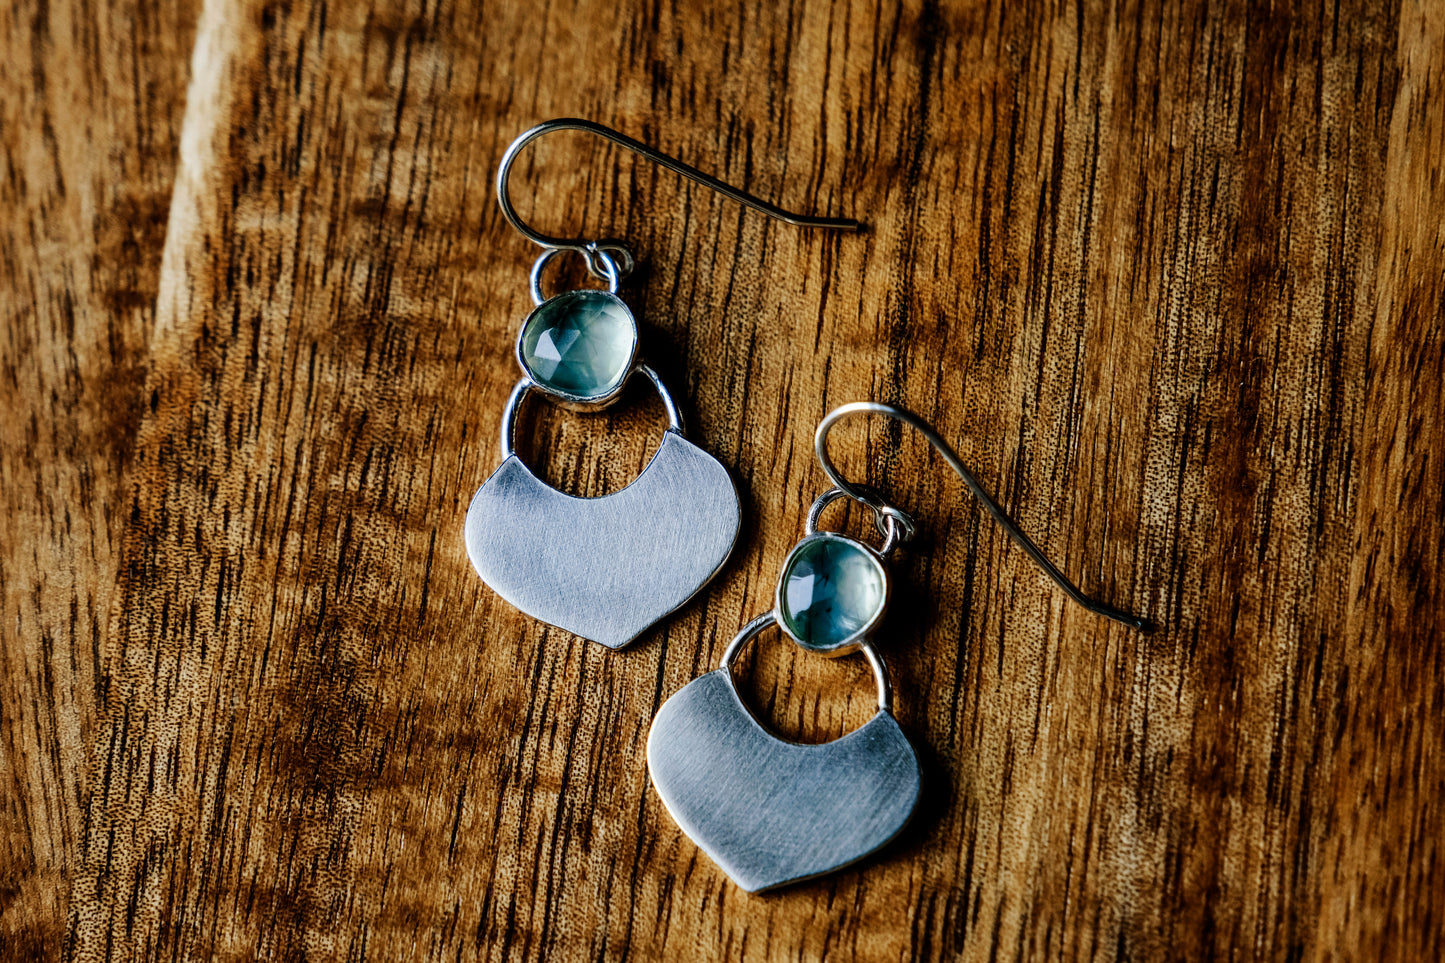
[648,612,921,892]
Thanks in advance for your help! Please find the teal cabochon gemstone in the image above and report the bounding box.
[519,290,637,399]
[777,535,887,651]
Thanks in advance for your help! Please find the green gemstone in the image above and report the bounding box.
[519,291,636,400]
[777,535,887,651]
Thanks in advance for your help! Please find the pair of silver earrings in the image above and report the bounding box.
[465,120,1148,893]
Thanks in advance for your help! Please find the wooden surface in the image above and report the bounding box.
[1,0,1441,959]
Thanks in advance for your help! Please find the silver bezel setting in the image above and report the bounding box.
[515,289,640,408]
[773,531,891,657]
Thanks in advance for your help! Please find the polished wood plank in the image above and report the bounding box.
[1,0,1440,960]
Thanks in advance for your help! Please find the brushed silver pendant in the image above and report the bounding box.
[466,259,739,649]
[648,613,920,892]
[465,376,739,649]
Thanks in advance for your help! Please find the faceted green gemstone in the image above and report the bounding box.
[777,535,887,651]
[519,290,636,400]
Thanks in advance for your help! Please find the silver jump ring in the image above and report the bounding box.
[720,612,893,715]
[582,243,635,282]
[529,247,621,305]
[804,487,909,558]
[498,364,685,460]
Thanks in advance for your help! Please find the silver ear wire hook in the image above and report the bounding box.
[815,402,1153,632]
[496,118,863,281]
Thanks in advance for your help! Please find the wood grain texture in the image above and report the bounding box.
[1,0,1440,960]
[0,0,196,957]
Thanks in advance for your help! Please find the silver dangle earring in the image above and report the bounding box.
[647,402,1149,892]
[465,120,860,649]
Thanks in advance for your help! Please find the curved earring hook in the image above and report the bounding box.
[815,402,1152,632]
[496,118,863,280]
